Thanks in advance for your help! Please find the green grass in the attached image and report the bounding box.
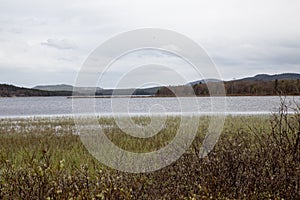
[0,113,299,199]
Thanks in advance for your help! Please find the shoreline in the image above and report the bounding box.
[1,94,300,98]
[0,112,275,120]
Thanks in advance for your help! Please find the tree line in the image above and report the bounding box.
[156,79,300,96]
[0,84,72,97]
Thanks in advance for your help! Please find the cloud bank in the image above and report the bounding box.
[0,0,299,87]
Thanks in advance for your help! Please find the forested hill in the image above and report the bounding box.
[0,84,72,97]
[156,78,300,97]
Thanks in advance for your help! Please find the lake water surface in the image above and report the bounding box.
[0,96,299,118]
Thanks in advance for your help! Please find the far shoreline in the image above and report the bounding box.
[1,94,300,98]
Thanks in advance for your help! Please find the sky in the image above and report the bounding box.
[0,0,300,88]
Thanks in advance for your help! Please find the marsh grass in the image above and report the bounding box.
[0,107,299,199]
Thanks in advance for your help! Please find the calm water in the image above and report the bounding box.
[0,96,299,118]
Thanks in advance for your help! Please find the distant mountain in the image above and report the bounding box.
[187,73,300,87]
[188,79,222,86]
[34,84,74,91]
[33,84,160,96]
[236,73,300,82]
[188,73,300,86]
[34,84,104,95]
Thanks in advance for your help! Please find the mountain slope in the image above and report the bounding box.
[34,84,74,91]
[237,73,300,82]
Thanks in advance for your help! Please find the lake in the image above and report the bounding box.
[0,96,299,118]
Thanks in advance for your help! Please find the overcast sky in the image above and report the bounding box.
[0,0,300,88]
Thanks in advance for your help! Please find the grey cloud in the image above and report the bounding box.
[1,0,300,87]
[210,38,300,67]
[41,39,76,50]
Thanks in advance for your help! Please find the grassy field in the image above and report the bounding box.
[0,107,299,199]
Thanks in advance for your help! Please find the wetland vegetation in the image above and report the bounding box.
[0,100,299,199]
